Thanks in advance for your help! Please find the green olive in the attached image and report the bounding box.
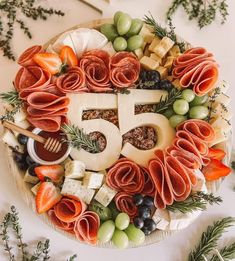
[100,24,118,42]
[117,13,132,35]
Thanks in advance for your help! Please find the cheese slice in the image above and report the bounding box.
[83,171,104,189]
[1,130,24,153]
[213,93,231,108]
[86,29,108,50]
[210,103,233,122]
[211,116,232,133]
[209,128,228,147]
[23,169,39,184]
[52,30,75,53]
[152,209,170,230]
[102,41,116,56]
[94,183,117,207]
[31,182,41,196]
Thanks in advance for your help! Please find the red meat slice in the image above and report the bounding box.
[18,45,43,67]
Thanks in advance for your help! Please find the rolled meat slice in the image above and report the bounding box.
[18,45,43,67]
[140,167,155,196]
[114,192,137,219]
[73,211,100,245]
[56,66,88,93]
[106,158,145,194]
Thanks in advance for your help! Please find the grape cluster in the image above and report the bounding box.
[138,70,173,91]
[133,194,157,235]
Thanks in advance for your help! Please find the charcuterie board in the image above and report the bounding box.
[1,13,233,249]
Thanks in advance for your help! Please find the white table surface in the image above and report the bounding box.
[0,1,235,260]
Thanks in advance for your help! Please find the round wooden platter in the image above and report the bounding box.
[4,19,233,248]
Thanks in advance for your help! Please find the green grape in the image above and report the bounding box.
[117,13,132,35]
[114,11,123,26]
[173,99,189,115]
[181,89,195,102]
[125,224,145,245]
[169,115,187,128]
[113,37,127,51]
[163,108,174,119]
[126,18,143,37]
[88,201,112,221]
[100,24,118,42]
[127,35,144,51]
[98,220,115,243]
[190,94,209,107]
[189,106,209,119]
[115,213,130,230]
[112,229,129,249]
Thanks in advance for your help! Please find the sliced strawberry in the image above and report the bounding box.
[36,182,62,214]
[35,165,64,184]
[33,53,62,75]
[208,147,226,161]
[202,159,231,181]
[60,46,78,67]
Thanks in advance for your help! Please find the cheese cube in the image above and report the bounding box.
[31,182,41,196]
[152,209,170,230]
[61,157,72,168]
[65,160,85,179]
[150,53,162,64]
[14,108,27,123]
[140,25,155,43]
[1,130,24,153]
[23,169,39,184]
[83,172,104,189]
[143,45,151,56]
[61,178,95,204]
[13,120,30,137]
[169,45,181,57]
[149,37,161,52]
[134,48,144,59]
[94,183,117,207]
[140,56,159,70]
[156,66,168,79]
[153,37,175,58]
[164,56,175,70]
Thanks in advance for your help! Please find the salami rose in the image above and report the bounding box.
[109,52,140,88]
[114,192,137,219]
[18,45,43,67]
[56,66,87,93]
[80,50,112,92]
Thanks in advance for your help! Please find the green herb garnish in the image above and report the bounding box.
[167,192,222,214]
[167,0,229,29]
[210,242,235,261]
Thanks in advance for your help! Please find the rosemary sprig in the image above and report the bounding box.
[188,217,235,261]
[143,13,186,52]
[166,0,229,29]
[67,254,78,261]
[0,0,64,60]
[42,239,50,261]
[210,242,235,261]
[30,241,45,261]
[61,123,100,153]
[154,87,182,113]
[167,192,222,214]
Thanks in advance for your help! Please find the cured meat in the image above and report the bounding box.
[14,66,51,99]
[80,50,112,92]
[109,52,140,88]
[56,66,87,93]
[53,197,86,223]
[41,83,65,97]
[26,91,69,132]
[172,47,219,96]
[140,167,155,196]
[18,45,43,67]
[73,211,100,245]
[148,120,215,209]
[106,158,144,194]
[114,192,138,219]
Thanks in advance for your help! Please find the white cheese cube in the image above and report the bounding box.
[83,172,104,189]
[1,130,24,153]
[94,183,117,207]
[61,178,95,204]
[65,160,85,179]
[23,169,39,184]
[31,182,41,195]
[152,209,170,230]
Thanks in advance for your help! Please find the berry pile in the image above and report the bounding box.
[133,194,157,235]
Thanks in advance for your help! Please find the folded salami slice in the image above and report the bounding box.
[114,192,137,219]
[73,211,100,245]
[172,47,219,96]
[18,45,43,67]
[56,66,87,93]
[106,158,144,194]
[109,52,140,88]
[80,50,112,92]
[140,167,155,196]
[15,66,51,99]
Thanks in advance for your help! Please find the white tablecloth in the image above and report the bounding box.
[0,1,235,260]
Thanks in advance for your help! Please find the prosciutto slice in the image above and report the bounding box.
[109,52,140,88]
[80,50,112,92]
[114,192,138,219]
[18,45,43,67]
[149,119,215,209]
[73,211,100,245]
[172,47,219,96]
[56,66,88,93]
[106,158,145,194]
[14,66,51,99]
